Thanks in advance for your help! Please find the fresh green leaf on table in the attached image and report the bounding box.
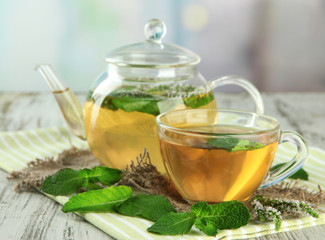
[207,200,251,229]
[41,168,84,196]
[87,166,122,185]
[190,201,211,218]
[147,212,196,235]
[41,166,122,196]
[62,186,133,213]
[148,200,251,236]
[115,194,175,221]
[191,201,251,236]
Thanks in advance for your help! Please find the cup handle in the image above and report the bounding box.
[259,131,309,188]
[211,75,264,114]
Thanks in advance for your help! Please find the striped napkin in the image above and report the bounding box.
[0,126,324,240]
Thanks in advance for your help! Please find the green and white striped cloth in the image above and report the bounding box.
[0,126,324,240]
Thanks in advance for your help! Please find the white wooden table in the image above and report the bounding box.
[0,92,325,240]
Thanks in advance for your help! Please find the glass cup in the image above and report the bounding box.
[156,109,308,203]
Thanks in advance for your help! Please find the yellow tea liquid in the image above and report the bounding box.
[84,88,216,173]
[160,125,278,202]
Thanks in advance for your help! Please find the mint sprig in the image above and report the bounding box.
[41,163,318,236]
[208,137,264,152]
[40,166,122,195]
[193,201,251,236]
[148,201,251,236]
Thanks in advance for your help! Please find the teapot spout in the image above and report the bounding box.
[36,64,86,140]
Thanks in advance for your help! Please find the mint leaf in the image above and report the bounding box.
[62,186,132,213]
[95,85,215,116]
[183,92,214,108]
[208,138,264,152]
[232,139,264,152]
[112,97,160,116]
[41,166,122,196]
[192,201,251,236]
[41,168,84,196]
[208,138,240,150]
[115,194,175,221]
[270,163,308,180]
[147,212,196,235]
[208,201,251,229]
[78,168,95,190]
[195,218,219,236]
[190,201,211,218]
[87,166,122,185]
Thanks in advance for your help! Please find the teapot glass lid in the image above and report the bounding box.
[105,19,200,68]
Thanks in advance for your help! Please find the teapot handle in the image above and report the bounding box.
[211,75,264,114]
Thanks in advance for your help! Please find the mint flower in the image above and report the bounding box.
[250,196,319,230]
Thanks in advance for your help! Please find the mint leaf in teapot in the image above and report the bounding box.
[115,194,175,221]
[208,137,264,152]
[147,212,196,235]
[62,186,133,213]
[112,97,160,116]
[183,92,214,109]
[95,85,215,116]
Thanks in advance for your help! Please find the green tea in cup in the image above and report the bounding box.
[156,109,308,203]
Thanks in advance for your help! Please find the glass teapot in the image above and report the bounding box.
[36,19,264,173]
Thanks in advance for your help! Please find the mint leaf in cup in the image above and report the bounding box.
[208,138,264,152]
[115,194,175,221]
[62,186,132,213]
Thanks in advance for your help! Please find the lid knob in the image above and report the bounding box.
[144,19,166,43]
